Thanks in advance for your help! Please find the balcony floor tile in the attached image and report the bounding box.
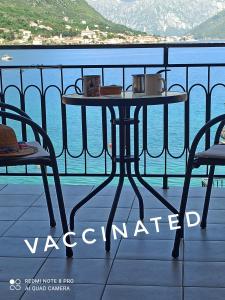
[18,207,130,223]
[36,258,113,284]
[49,237,120,259]
[0,282,25,300]
[185,224,225,241]
[184,240,225,261]
[0,207,29,221]
[128,208,177,223]
[0,221,14,236]
[124,221,176,240]
[49,185,94,196]
[33,194,134,209]
[0,194,39,207]
[3,220,63,238]
[0,257,44,281]
[102,286,182,300]
[17,207,61,222]
[116,239,183,260]
[108,260,182,286]
[22,284,104,300]
[184,261,225,287]
[0,184,44,195]
[0,237,60,258]
[184,287,225,300]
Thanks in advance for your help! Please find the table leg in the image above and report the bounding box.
[125,106,144,220]
[133,106,178,215]
[70,168,116,230]
[69,106,117,231]
[105,175,124,251]
[105,106,126,251]
[127,163,144,220]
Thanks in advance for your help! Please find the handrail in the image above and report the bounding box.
[0,42,225,50]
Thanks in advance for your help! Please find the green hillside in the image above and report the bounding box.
[0,0,137,42]
[191,9,225,39]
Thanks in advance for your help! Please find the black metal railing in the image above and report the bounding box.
[1,42,225,187]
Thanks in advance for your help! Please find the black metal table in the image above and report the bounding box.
[62,91,187,251]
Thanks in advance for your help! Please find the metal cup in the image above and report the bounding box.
[145,74,166,96]
[75,75,101,97]
[132,74,145,93]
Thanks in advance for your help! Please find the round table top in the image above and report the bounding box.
[62,91,187,107]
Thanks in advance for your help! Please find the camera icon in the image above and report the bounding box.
[9,279,21,291]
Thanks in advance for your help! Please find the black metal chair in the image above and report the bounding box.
[172,113,225,258]
[0,103,73,257]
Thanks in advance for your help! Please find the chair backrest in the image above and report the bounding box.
[0,102,40,143]
[188,114,225,163]
[0,107,56,159]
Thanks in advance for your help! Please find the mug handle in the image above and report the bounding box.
[126,84,133,91]
[74,78,83,95]
[160,78,166,93]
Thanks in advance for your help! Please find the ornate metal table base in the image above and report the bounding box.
[69,105,179,251]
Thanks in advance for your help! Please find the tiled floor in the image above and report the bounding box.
[0,184,225,299]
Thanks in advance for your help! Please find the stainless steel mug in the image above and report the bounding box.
[145,74,166,96]
[132,74,145,93]
[75,75,101,97]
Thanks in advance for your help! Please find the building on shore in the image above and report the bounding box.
[81,27,97,40]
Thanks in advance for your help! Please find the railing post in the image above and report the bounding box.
[163,46,169,189]
[0,69,6,125]
[164,46,169,66]
[19,69,27,142]
[205,67,211,151]
[163,176,168,189]
[60,67,68,174]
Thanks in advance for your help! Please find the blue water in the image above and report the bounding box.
[1,46,225,186]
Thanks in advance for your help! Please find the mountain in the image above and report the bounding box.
[191,9,225,39]
[86,0,225,36]
[0,0,137,42]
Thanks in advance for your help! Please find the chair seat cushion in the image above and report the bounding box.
[195,144,225,166]
[25,141,50,158]
[0,141,51,166]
